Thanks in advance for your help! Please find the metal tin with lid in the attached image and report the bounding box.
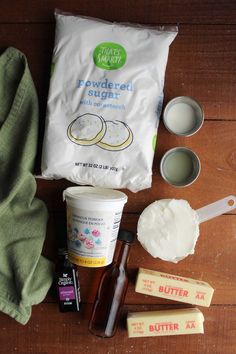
[160,147,201,187]
[163,96,204,136]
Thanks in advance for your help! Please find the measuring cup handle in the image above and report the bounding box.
[196,195,236,223]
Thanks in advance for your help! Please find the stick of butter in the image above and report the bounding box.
[135,268,214,307]
[127,308,204,337]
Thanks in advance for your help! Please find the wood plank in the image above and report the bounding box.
[166,26,236,120]
[0,303,235,354]
[44,214,236,305]
[36,121,236,214]
[0,2,236,354]
[1,24,236,122]
[1,1,236,24]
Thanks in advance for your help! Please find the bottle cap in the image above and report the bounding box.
[58,248,68,256]
[118,229,135,243]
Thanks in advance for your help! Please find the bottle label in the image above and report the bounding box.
[59,286,76,301]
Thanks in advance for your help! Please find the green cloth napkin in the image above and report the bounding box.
[0,47,53,325]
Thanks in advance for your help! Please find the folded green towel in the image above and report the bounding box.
[0,47,53,324]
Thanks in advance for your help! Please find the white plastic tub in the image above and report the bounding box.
[63,187,128,267]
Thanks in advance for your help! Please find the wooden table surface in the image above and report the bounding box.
[1,1,236,353]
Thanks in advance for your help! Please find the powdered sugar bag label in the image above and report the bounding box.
[41,11,177,192]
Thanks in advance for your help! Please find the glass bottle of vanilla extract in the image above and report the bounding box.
[89,229,134,337]
[56,248,80,312]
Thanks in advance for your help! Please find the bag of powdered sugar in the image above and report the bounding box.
[41,11,177,192]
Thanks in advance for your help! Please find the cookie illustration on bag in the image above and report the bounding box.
[97,120,133,151]
[67,113,106,146]
[68,114,133,151]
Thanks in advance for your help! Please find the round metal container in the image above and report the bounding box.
[160,147,201,187]
[163,96,204,137]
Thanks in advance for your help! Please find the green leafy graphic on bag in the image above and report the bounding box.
[93,42,127,70]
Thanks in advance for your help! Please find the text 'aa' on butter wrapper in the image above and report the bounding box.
[135,268,214,307]
[127,308,204,338]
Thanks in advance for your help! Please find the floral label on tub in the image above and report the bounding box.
[66,206,122,267]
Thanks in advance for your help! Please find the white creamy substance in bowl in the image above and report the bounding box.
[137,199,200,263]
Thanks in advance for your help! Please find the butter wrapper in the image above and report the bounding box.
[135,268,214,307]
[127,308,204,338]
